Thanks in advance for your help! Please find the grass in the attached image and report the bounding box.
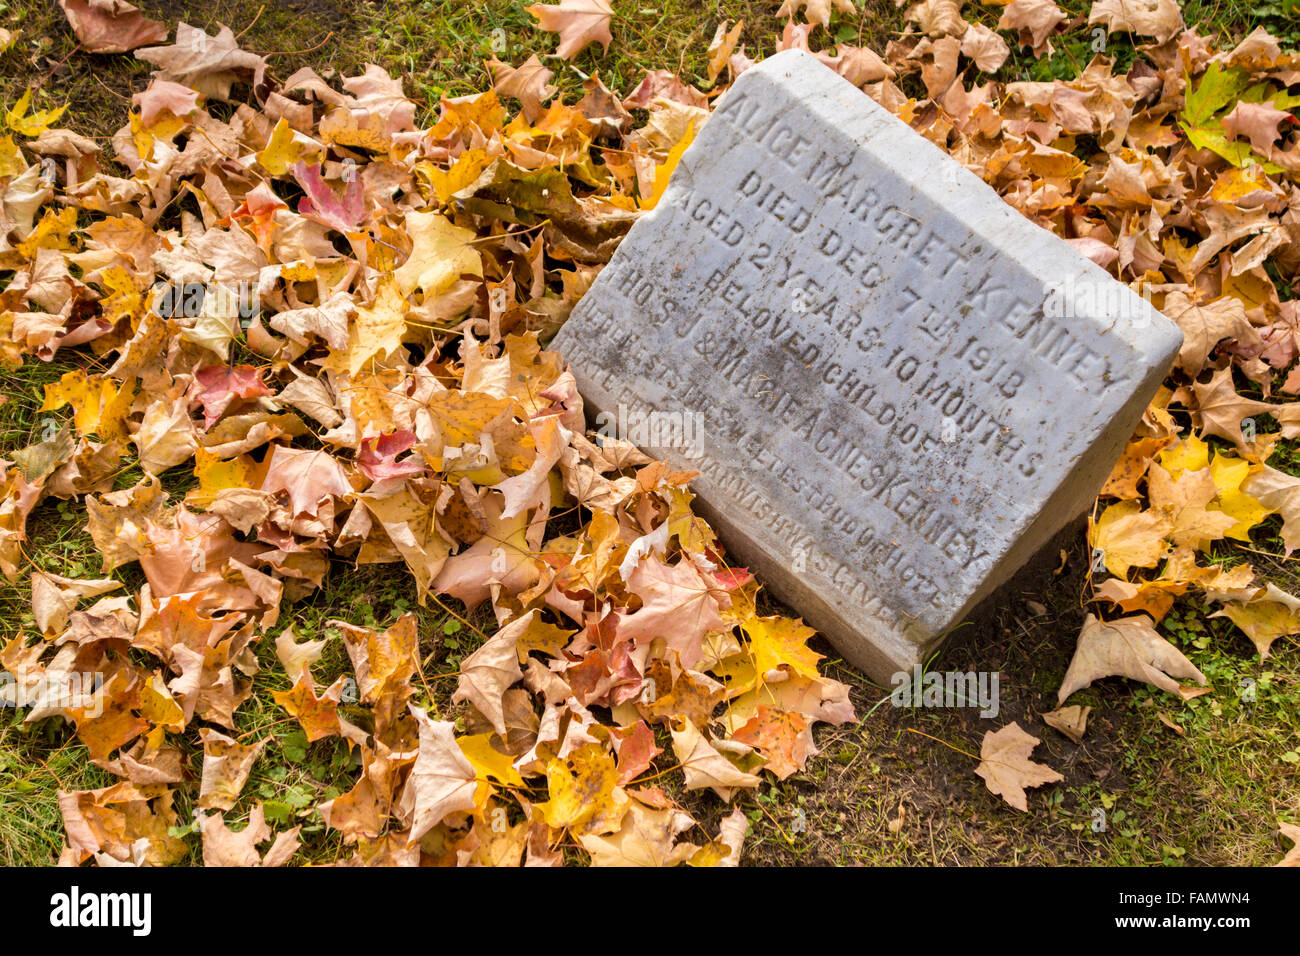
[1,0,1298,866]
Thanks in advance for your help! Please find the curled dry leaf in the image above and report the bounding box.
[1041,704,1090,744]
[1058,613,1208,704]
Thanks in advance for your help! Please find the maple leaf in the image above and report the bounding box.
[1162,291,1259,375]
[1093,576,1186,622]
[670,718,761,798]
[394,210,483,298]
[1058,613,1208,703]
[399,706,481,842]
[358,429,425,483]
[136,23,266,101]
[260,445,353,517]
[1101,435,1174,499]
[738,611,823,682]
[1088,0,1184,44]
[901,0,965,39]
[997,0,1066,56]
[612,720,661,784]
[5,88,68,137]
[1192,366,1276,456]
[198,728,266,811]
[1179,62,1282,171]
[332,614,418,707]
[200,804,300,866]
[1222,99,1295,154]
[960,23,1011,73]
[487,55,557,124]
[452,612,528,736]
[640,660,725,728]
[536,742,627,835]
[707,20,745,83]
[1243,465,1300,554]
[431,497,539,608]
[732,706,812,779]
[292,161,366,234]
[59,783,188,865]
[458,733,526,788]
[1089,499,1172,577]
[190,365,274,429]
[273,673,348,742]
[974,722,1064,812]
[526,0,614,61]
[40,369,133,442]
[133,395,200,475]
[30,570,121,636]
[577,800,699,867]
[1210,585,1300,659]
[58,0,167,54]
[359,485,452,601]
[1146,464,1237,550]
[617,555,729,669]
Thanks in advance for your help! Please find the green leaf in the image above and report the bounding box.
[1182,62,1249,128]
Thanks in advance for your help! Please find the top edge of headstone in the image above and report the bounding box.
[706,49,1182,364]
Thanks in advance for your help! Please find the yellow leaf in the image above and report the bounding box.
[457,732,525,787]
[536,743,626,835]
[641,119,696,210]
[393,211,482,298]
[187,448,256,507]
[1212,598,1300,660]
[0,133,24,177]
[1208,453,1270,540]
[418,149,494,205]
[39,370,134,441]
[1090,499,1172,578]
[16,206,77,258]
[6,88,68,137]
[1158,434,1210,479]
[738,611,822,682]
[257,117,321,175]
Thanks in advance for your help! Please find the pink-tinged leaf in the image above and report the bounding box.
[614,720,661,784]
[617,556,729,670]
[59,0,167,55]
[260,446,353,516]
[711,566,753,591]
[132,78,201,126]
[292,161,365,234]
[358,429,425,482]
[189,365,274,428]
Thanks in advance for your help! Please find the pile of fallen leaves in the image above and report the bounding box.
[0,0,1297,864]
[0,5,861,867]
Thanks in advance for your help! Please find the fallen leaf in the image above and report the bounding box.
[974,722,1064,812]
[58,0,167,54]
[1058,613,1208,703]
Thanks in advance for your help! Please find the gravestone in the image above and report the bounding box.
[550,49,1182,683]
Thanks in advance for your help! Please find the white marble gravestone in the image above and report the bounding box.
[551,50,1182,682]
